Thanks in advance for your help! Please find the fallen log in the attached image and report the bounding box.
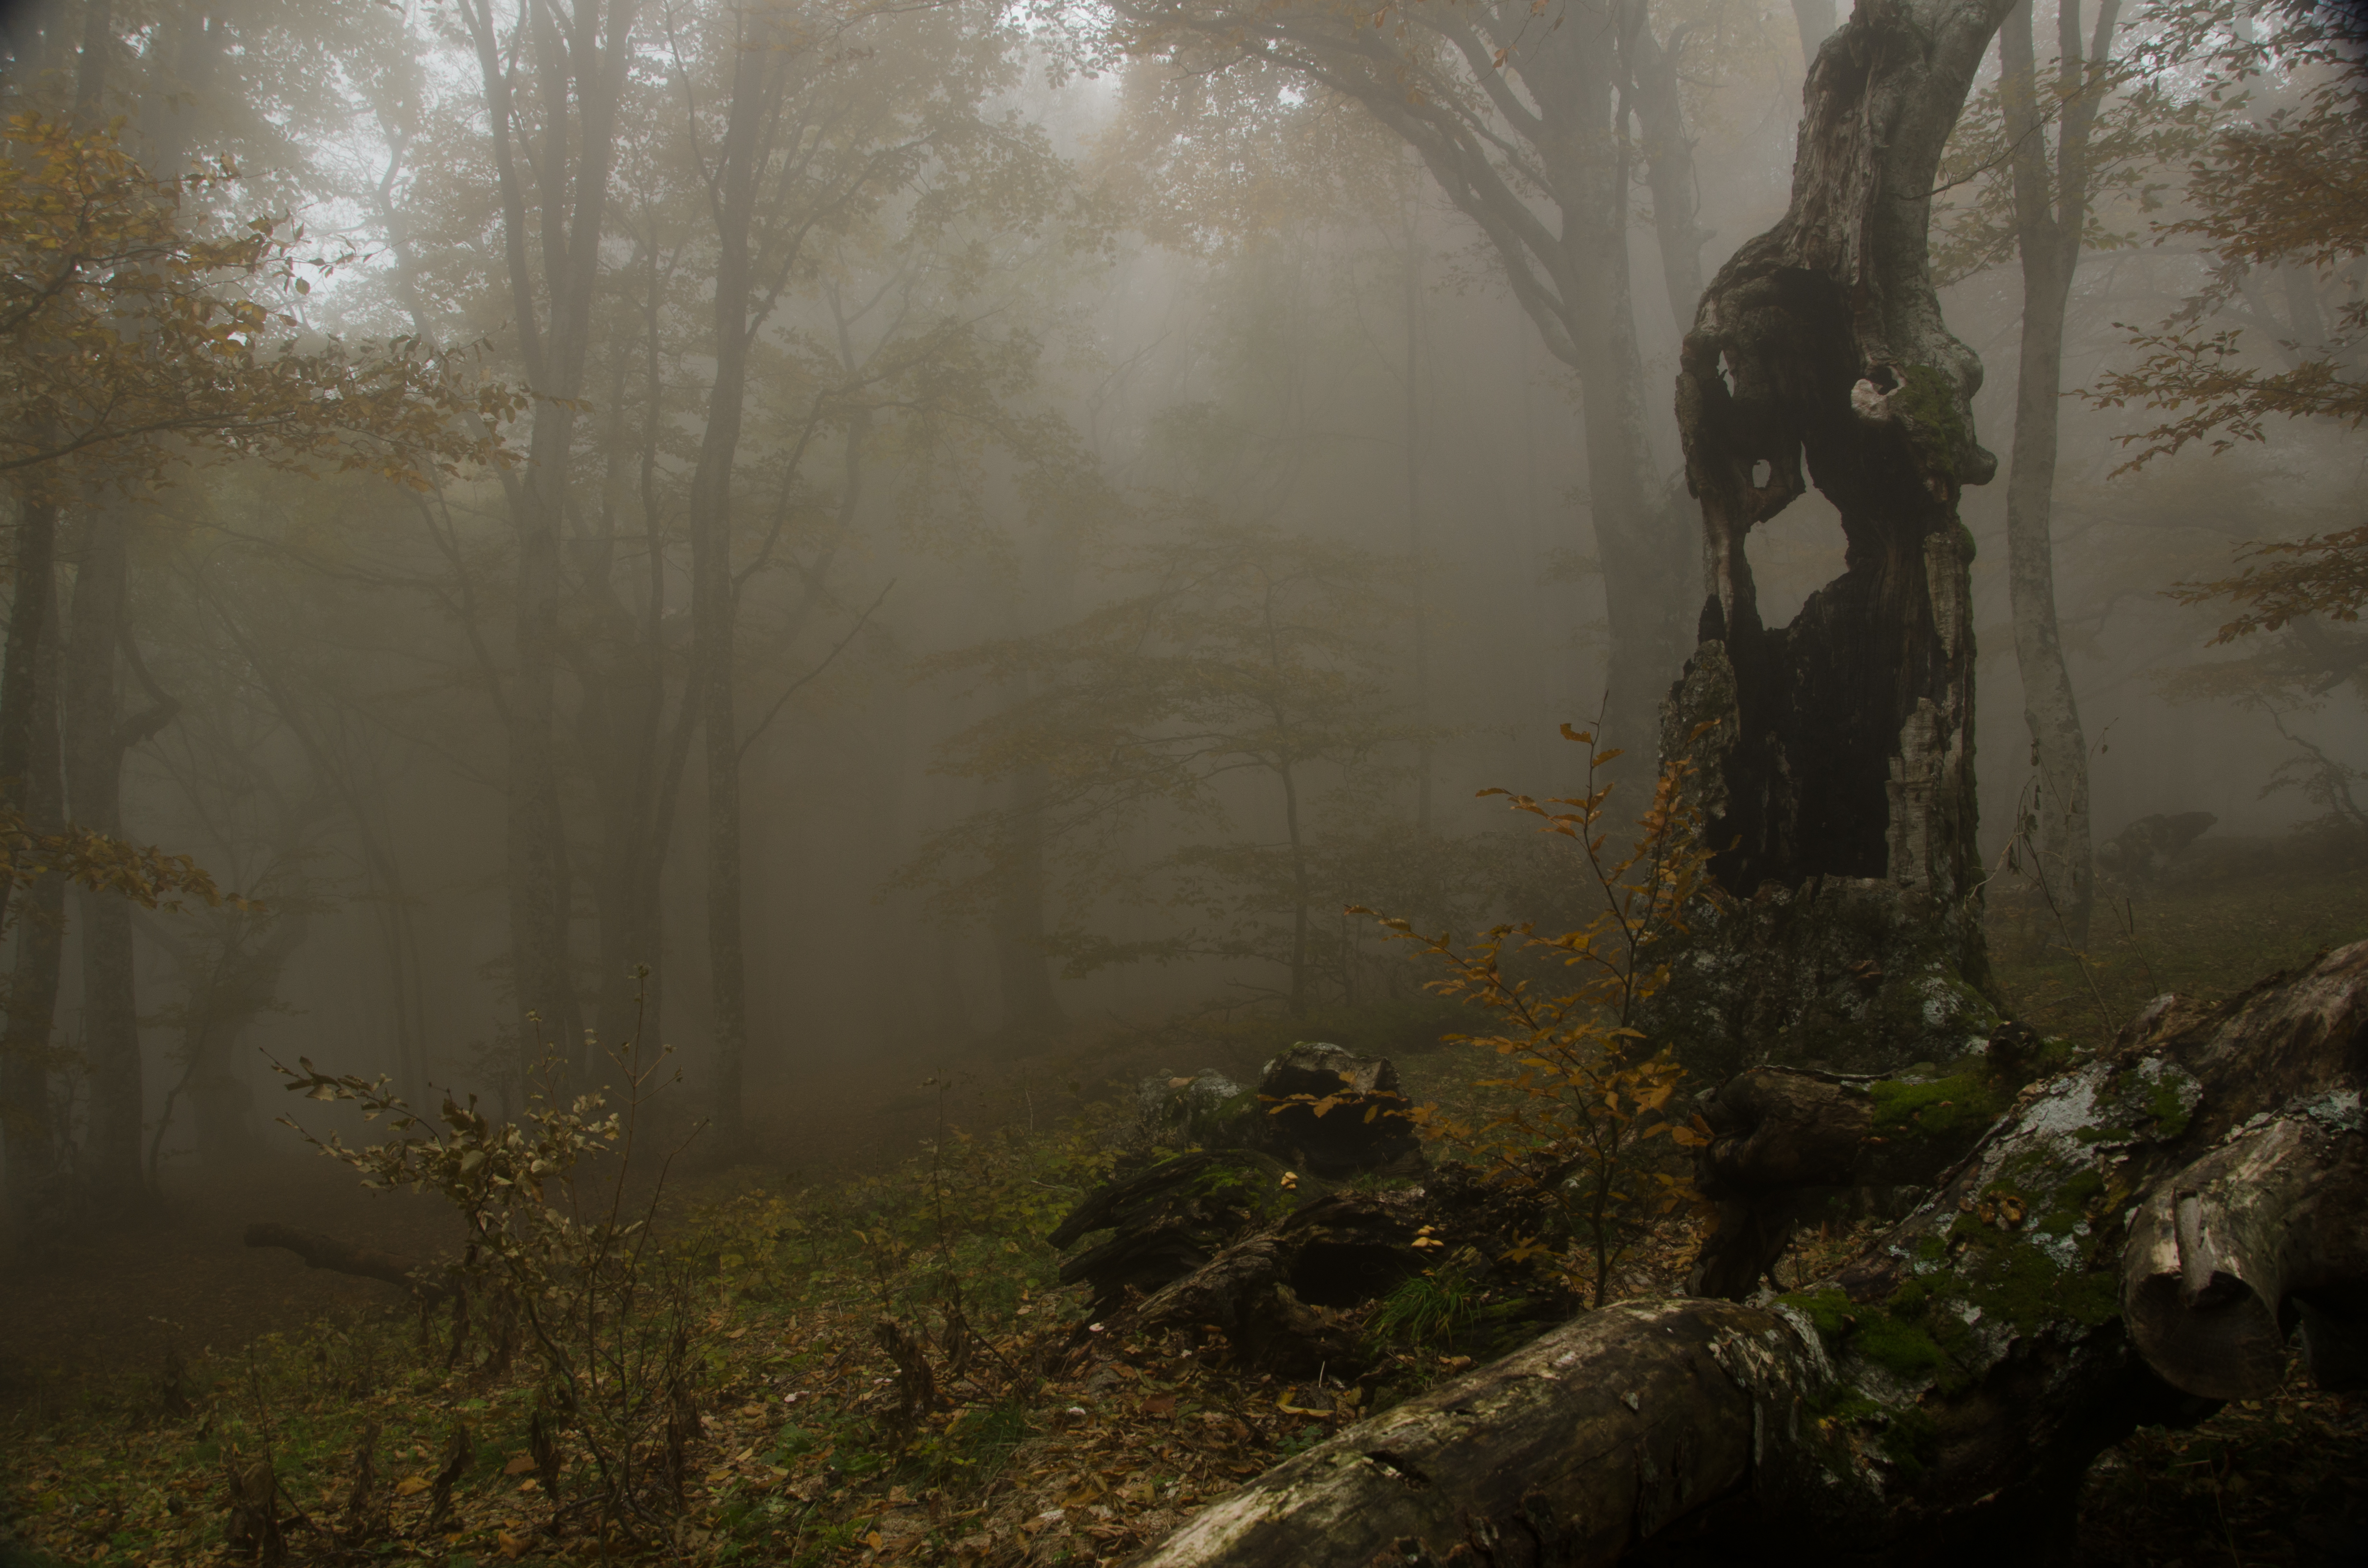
[1101,1190,1434,1376]
[243,1222,448,1302]
[1126,941,2368,1566]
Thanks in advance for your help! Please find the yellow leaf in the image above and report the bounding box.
[395,1476,430,1497]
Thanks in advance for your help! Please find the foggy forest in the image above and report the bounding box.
[0,0,2363,1560]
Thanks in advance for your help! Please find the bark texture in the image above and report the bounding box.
[1658,0,2012,1077]
[0,507,64,1225]
[1997,0,2118,945]
[685,9,767,1141]
[462,0,640,1067]
[1128,940,2368,1567]
[65,496,175,1202]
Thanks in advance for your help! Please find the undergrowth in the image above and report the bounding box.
[6,817,2365,1567]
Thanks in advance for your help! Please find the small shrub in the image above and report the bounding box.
[1364,725,1721,1307]
[269,982,707,1545]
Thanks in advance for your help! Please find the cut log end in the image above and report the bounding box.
[2121,1113,2368,1401]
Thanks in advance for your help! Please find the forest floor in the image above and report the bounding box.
[3,841,2366,1568]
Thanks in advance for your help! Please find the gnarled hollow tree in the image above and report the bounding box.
[1652,0,2014,1081]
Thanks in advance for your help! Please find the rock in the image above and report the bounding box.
[1137,1046,1424,1177]
[1254,1043,1423,1177]
[1637,876,2001,1083]
[1138,1068,1247,1145]
[2098,810,2218,882]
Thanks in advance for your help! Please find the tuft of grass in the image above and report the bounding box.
[1370,1262,1484,1351]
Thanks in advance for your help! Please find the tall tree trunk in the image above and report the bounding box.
[1,493,64,1233]
[463,0,639,1071]
[1,0,112,1200]
[61,502,178,1204]
[49,0,216,1208]
[1656,0,2012,1080]
[994,522,1075,1043]
[1401,193,1433,832]
[1999,0,2118,947]
[62,499,141,1201]
[579,250,677,1057]
[1624,15,1710,338]
[1277,754,1311,1016]
[685,9,776,1145]
[1529,20,1693,775]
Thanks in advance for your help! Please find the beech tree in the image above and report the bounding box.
[1082,0,1713,776]
[454,0,640,1073]
[0,87,515,1206]
[1933,0,2136,944]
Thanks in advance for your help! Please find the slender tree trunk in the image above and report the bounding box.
[685,12,774,1143]
[63,498,142,1202]
[463,0,639,1072]
[1,497,64,1229]
[1281,765,1309,1016]
[580,271,673,1055]
[1528,20,1693,774]
[1999,0,2117,947]
[1625,15,1710,338]
[1402,194,1434,833]
[995,527,1073,1042]
[48,0,216,1208]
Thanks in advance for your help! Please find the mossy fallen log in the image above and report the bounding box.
[1127,941,2368,1566]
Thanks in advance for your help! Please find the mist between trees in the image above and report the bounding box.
[0,0,2359,1210]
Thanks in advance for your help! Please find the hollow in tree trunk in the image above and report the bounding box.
[1654,0,2015,1082]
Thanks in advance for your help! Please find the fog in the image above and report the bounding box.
[0,0,2359,1202]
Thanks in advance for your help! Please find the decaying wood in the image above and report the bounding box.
[1131,1298,1785,1567]
[1652,0,2021,1081]
[1687,1055,2007,1297]
[1102,1191,1431,1376]
[242,1222,448,1302]
[1128,943,2368,1566]
[1052,1148,1298,1311]
[2122,1111,2368,1399]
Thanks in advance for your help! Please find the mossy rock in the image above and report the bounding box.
[1641,876,2001,1083]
